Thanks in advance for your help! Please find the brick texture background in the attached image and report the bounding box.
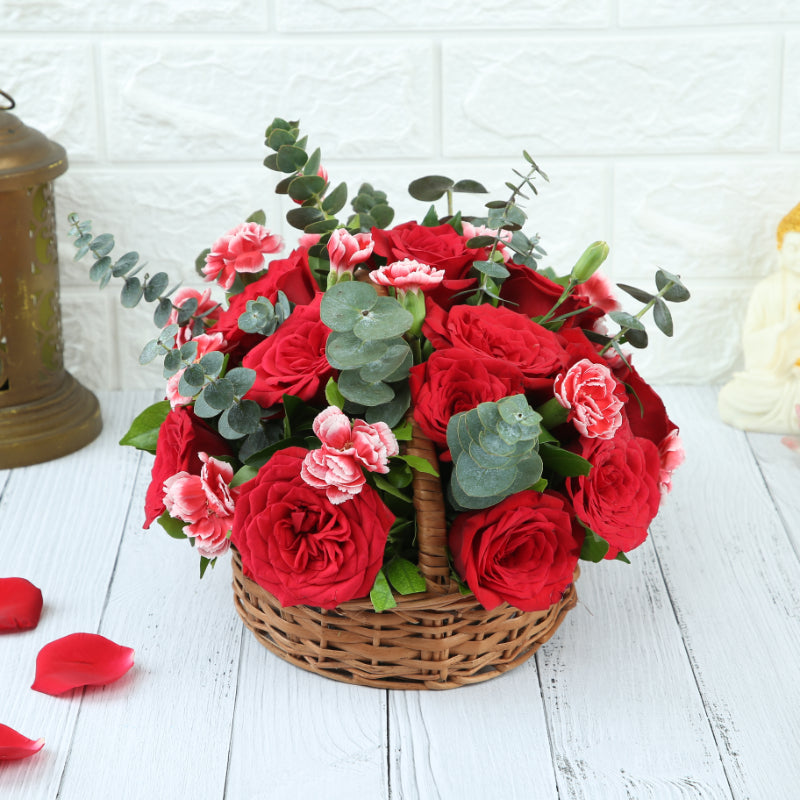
[2,0,798,389]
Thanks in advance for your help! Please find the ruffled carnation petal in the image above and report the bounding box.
[31,633,135,696]
[0,724,45,761]
[0,577,44,633]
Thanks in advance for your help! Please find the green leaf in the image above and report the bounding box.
[112,251,139,277]
[267,128,296,150]
[623,327,648,349]
[203,378,235,410]
[199,556,216,579]
[246,209,267,225]
[287,174,326,203]
[655,269,690,302]
[286,206,326,231]
[615,551,632,564]
[322,183,348,215]
[227,399,263,434]
[653,297,674,337]
[396,453,439,477]
[231,464,258,488]
[386,557,426,595]
[89,233,114,258]
[118,400,170,452]
[421,205,440,227]
[364,384,411,428]
[154,298,172,327]
[217,407,246,440]
[225,367,256,396]
[325,377,346,409]
[472,259,510,280]
[320,281,378,332]
[195,247,211,278]
[372,473,412,503]
[303,146,322,177]
[359,341,411,383]
[89,256,112,282]
[408,175,454,202]
[326,330,388,369]
[539,443,592,477]
[338,369,394,406]
[120,277,143,308]
[452,179,488,194]
[192,390,221,419]
[303,218,340,235]
[370,203,394,229]
[609,310,646,331]
[580,525,610,562]
[139,339,161,365]
[352,296,413,341]
[199,350,225,378]
[369,569,397,613]
[276,144,308,173]
[157,511,188,540]
[392,420,413,441]
[465,235,497,248]
[617,283,655,304]
[144,271,169,302]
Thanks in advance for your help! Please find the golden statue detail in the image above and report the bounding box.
[718,202,800,433]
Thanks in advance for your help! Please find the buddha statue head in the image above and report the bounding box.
[777,202,800,272]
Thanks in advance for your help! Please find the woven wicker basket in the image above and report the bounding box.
[231,416,579,690]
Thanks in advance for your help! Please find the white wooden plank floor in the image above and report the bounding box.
[1,387,799,800]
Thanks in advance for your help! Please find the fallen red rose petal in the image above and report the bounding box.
[0,724,44,761]
[0,578,44,632]
[31,633,135,696]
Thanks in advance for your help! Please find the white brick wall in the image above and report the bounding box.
[2,0,799,390]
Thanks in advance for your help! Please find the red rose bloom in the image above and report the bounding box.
[567,429,661,558]
[231,447,394,609]
[449,490,583,612]
[206,247,318,359]
[371,222,482,308]
[409,348,525,450]
[423,302,567,393]
[143,407,231,528]
[612,360,678,446]
[242,294,333,409]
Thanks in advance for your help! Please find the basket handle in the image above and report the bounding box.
[405,413,452,594]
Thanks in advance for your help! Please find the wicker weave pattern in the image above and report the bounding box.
[231,416,580,690]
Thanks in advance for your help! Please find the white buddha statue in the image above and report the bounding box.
[718,202,800,434]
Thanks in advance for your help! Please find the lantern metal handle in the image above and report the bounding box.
[0,90,16,111]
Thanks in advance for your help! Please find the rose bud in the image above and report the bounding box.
[570,241,609,284]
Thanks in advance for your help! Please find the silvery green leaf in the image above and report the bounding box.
[176,297,198,325]
[653,297,674,337]
[225,367,256,396]
[452,179,488,194]
[182,363,206,388]
[154,298,172,327]
[89,233,114,257]
[246,209,267,225]
[655,269,690,302]
[158,324,179,345]
[359,341,411,383]
[455,454,516,497]
[465,236,497,248]
[217,408,246,440]
[163,349,183,377]
[498,394,540,428]
[338,369,394,406]
[407,175,453,202]
[203,378,235,410]
[468,441,510,469]
[364,384,410,428]
[609,310,646,331]
[320,281,378,332]
[227,400,263,434]
[144,271,169,302]
[199,350,225,378]
[178,371,202,399]
[351,296,412,341]
[382,347,413,384]
[111,251,139,277]
[192,390,220,419]
[274,291,292,323]
[617,283,655,304]
[89,256,112,282]
[139,339,161,365]
[326,330,387,369]
[624,327,648,349]
[472,259,510,279]
[179,340,198,362]
[121,277,143,308]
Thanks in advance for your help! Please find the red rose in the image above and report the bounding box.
[500,263,603,329]
[449,490,583,612]
[409,347,525,450]
[206,247,318,359]
[612,360,678,446]
[423,302,567,394]
[231,447,394,608]
[143,407,231,528]
[371,222,482,308]
[567,429,661,558]
[242,294,333,409]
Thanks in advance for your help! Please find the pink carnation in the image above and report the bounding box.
[327,228,374,277]
[369,258,446,296]
[575,271,620,315]
[301,406,400,502]
[166,287,219,346]
[657,429,685,495]
[162,453,238,557]
[202,222,283,290]
[554,358,625,439]
[166,332,227,409]
[300,446,367,505]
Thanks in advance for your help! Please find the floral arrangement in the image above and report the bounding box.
[69,117,687,615]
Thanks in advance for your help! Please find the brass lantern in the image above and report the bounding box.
[0,92,102,468]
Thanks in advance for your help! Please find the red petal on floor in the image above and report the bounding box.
[31,633,135,696]
[0,578,44,632]
[0,724,45,761]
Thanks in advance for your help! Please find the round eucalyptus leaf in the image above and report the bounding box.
[225,367,256,395]
[89,256,112,282]
[217,407,246,441]
[303,218,340,234]
[655,269,690,302]
[162,348,184,377]
[322,182,348,215]
[338,369,394,407]
[227,399,263,435]
[453,179,488,194]
[276,144,308,173]
[203,378,235,410]
[89,233,114,258]
[154,298,173,328]
[176,297,199,325]
[120,277,143,308]
[182,363,206,388]
[178,371,202,400]
[179,340,198,362]
[199,350,225,377]
[143,271,169,302]
[320,281,378,332]
[359,340,411,383]
[472,259,510,280]
[353,296,413,341]
[326,331,387,369]
[408,175,454,202]
[653,297,674,337]
[609,310,646,331]
[139,339,161,365]
[623,327,649,349]
[286,206,326,231]
[465,236,497,248]
[158,323,179,345]
[287,174,326,203]
[192,390,220,419]
[370,204,394,229]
